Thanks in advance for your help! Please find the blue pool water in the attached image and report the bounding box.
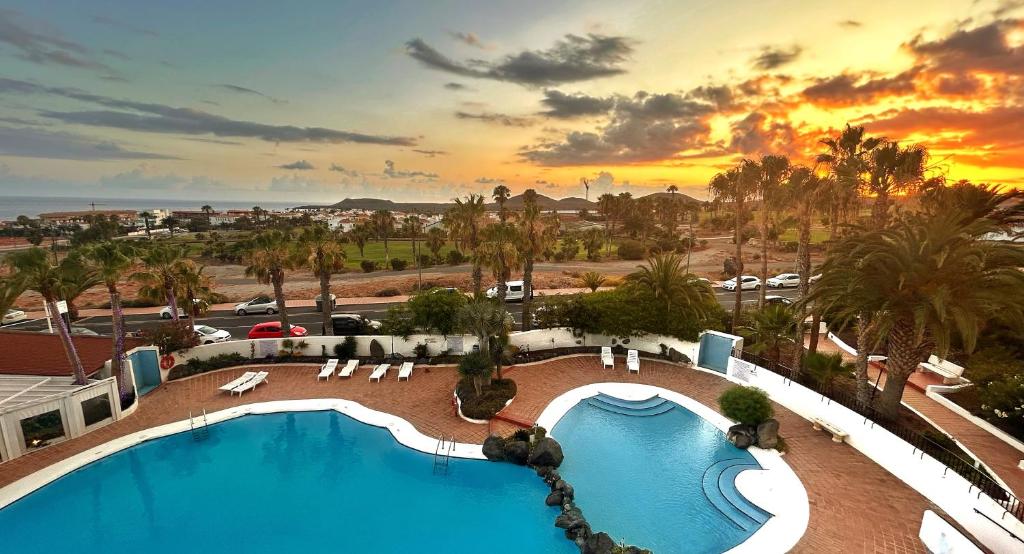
[0,411,573,554]
[552,393,768,553]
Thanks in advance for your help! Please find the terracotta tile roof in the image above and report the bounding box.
[0,331,148,377]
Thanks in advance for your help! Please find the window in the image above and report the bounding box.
[510,285,522,292]
[81,394,113,427]
[21,409,65,449]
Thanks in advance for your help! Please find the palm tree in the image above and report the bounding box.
[518,189,558,330]
[709,160,759,330]
[83,241,136,402]
[446,194,486,295]
[804,351,853,393]
[782,166,828,370]
[133,244,187,320]
[667,184,678,195]
[371,210,395,267]
[0,277,25,321]
[5,248,91,384]
[458,298,511,380]
[348,222,372,258]
[755,155,790,308]
[597,193,616,255]
[201,204,214,226]
[57,250,103,320]
[740,304,798,363]
[139,211,153,238]
[251,206,263,229]
[477,222,522,308]
[492,184,511,222]
[425,227,446,262]
[297,225,347,335]
[244,230,298,335]
[402,215,424,289]
[866,141,929,226]
[172,260,214,332]
[579,271,606,292]
[806,191,1024,418]
[627,253,716,320]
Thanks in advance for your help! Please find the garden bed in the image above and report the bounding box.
[456,377,517,420]
[945,386,1024,443]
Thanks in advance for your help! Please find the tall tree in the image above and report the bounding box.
[627,252,716,320]
[244,230,298,335]
[477,222,523,308]
[139,211,153,238]
[518,189,558,330]
[370,210,395,267]
[348,222,372,258]
[297,225,347,335]
[458,298,511,380]
[172,260,215,332]
[6,248,92,384]
[782,166,828,372]
[755,155,791,308]
[402,215,424,289]
[133,244,187,320]
[56,250,102,320]
[709,160,759,330]
[83,241,136,402]
[492,184,511,222]
[446,194,486,295]
[866,141,929,226]
[425,227,446,262]
[597,193,616,256]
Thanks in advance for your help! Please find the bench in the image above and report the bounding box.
[812,418,849,443]
[919,354,965,384]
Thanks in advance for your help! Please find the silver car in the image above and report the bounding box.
[234,295,278,315]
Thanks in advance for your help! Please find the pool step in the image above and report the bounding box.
[587,395,674,417]
[700,458,772,532]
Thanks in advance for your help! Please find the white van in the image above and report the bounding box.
[485,280,532,302]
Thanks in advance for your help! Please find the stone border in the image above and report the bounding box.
[0,398,485,510]
[535,383,809,554]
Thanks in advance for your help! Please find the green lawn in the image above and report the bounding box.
[341,240,456,269]
[777,228,831,244]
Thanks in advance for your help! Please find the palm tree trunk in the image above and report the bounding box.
[383,235,390,267]
[876,321,929,419]
[471,259,483,297]
[108,286,129,399]
[319,272,332,336]
[808,312,821,353]
[790,206,812,373]
[49,298,88,385]
[273,272,290,335]
[521,257,534,331]
[165,277,179,322]
[758,212,769,309]
[854,318,874,406]
[732,203,744,332]
[414,238,422,290]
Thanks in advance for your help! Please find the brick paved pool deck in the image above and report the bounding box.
[0,355,962,553]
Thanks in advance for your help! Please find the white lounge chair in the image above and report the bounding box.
[338,359,359,378]
[601,346,614,369]
[369,364,390,382]
[231,371,269,396]
[219,371,256,392]
[398,361,414,381]
[627,349,640,374]
[318,359,339,381]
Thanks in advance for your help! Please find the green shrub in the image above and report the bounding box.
[375,287,402,297]
[617,239,645,260]
[360,260,377,273]
[446,250,467,265]
[418,254,433,268]
[333,336,358,359]
[390,258,408,271]
[413,342,429,358]
[143,321,198,355]
[718,386,773,425]
[168,353,249,380]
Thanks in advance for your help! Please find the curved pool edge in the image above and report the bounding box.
[0,398,485,511]
[536,383,810,554]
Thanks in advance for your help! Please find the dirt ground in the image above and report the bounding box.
[11,237,819,309]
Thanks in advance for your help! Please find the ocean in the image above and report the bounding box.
[0,196,301,220]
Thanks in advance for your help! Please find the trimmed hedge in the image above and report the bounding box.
[168,353,249,380]
[718,385,773,425]
[457,377,517,420]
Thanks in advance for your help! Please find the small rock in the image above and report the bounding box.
[756,418,780,449]
[536,465,553,478]
[482,435,506,461]
[528,437,565,468]
[545,490,563,506]
[555,510,582,529]
[554,479,567,491]
[727,423,756,450]
[561,483,574,501]
[565,521,591,541]
[503,440,530,465]
[582,532,616,554]
[544,471,560,486]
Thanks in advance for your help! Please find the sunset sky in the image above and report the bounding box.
[0,0,1022,203]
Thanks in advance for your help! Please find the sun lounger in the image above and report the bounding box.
[398,361,414,381]
[627,349,640,374]
[219,371,256,392]
[369,364,390,382]
[338,359,359,378]
[601,346,614,369]
[318,359,339,381]
[231,371,269,396]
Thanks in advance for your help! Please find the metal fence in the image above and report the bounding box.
[739,350,1024,524]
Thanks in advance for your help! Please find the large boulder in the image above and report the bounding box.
[582,532,616,554]
[545,490,564,506]
[668,348,691,364]
[727,424,756,450]
[369,339,385,359]
[565,520,592,542]
[756,419,780,449]
[503,440,530,465]
[528,437,564,468]
[554,506,585,529]
[482,435,505,461]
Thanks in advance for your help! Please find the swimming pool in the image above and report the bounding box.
[0,411,573,553]
[551,392,771,553]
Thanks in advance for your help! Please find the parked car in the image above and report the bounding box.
[2,308,26,325]
[485,280,532,302]
[234,296,278,316]
[721,276,761,291]
[159,299,208,319]
[764,295,794,306]
[330,313,382,335]
[247,322,307,339]
[766,273,800,288]
[194,324,231,344]
[809,273,823,284]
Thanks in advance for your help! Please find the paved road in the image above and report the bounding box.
[3,287,800,338]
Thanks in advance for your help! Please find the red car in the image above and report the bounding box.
[247,322,308,339]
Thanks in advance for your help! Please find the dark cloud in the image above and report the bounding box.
[905,18,1024,75]
[0,125,177,161]
[859,106,1024,149]
[539,90,615,118]
[455,111,533,127]
[933,73,984,95]
[750,45,803,70]
[802,68,919,105]
[329,163,360,176]
[687,85,737,111]
[838,20,863,28]
[447,31,490,49]
[383,160,438,180]
[412,149,448,157]
[728,112,799,156]
[91,15,159,37]
[214,84,287,105]
[183,137,242,145]
[0,10,114,72]
[278,160,315,170]
[0,77,415,146]
[444,82,469,90]
[405,33,633,86]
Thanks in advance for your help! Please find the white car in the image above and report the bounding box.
[766,273,800,288]
[809,273,823,284]
[721,276,761,291]
[2,309,26,325]
[194,325,231,344]
[159,299,207,319]
[485,280,533,302]
[234,296,278,315]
